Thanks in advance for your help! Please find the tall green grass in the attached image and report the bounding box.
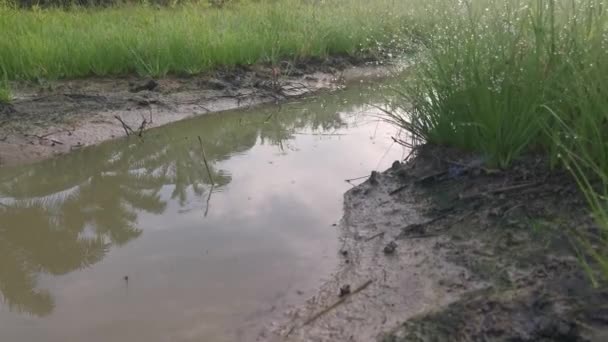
[387,0,608,281]
[546,54,608,284]
[0,0,413,80]
[388,0,607,168]
[548,108,608,285]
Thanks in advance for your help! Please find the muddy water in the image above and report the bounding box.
[0,83,405,342]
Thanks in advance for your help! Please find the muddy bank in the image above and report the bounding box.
[262,146,608,341]
[0,57,400,167]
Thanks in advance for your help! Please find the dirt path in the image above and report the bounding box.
[0,58,397,167]
[261,146,608,342]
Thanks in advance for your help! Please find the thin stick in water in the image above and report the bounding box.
[198,136,215,186]
[204,185,214,217]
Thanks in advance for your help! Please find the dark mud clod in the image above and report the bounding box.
[391,160,401,170]
[339,284,351,297]
[340,249,348,257]
[200,78,228,90]
[383,241,397,255]
[0,103,16,116]
[370,171,379,186]
[130,79,158,92]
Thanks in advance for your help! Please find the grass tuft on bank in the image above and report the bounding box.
[389,0,607,168]
[0,0,413,81]
[387,0,608,282]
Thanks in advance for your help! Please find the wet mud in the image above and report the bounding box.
[0,57,397,167]
[266,146,608,342]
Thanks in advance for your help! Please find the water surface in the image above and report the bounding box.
[0,82,405,341]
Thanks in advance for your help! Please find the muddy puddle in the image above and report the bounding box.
[0,83,406,342]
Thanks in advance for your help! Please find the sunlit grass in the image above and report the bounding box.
[0,0,414,80]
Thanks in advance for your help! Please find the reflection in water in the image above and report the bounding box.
[0,82,403,340]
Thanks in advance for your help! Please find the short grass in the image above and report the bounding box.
[0,0,413,80]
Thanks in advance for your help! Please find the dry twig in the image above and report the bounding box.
[287,279,374,336]
[365,232,385,242]
[114,115,135,136]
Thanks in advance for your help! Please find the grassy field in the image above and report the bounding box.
[0,0,412,81]
[386,0,608,282]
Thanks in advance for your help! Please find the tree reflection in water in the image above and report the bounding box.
[0,85,381,316]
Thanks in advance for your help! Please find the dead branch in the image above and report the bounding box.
[365,232,385,242]
[401,144,418,162]
[287,279,374,336]
[416,170,449,184]
[302,280,373,326]
[137,114,148,137]
[400,213,451,236]
[345,174,370,186]
[114,115,135,136]
[389,184,409,196]
[345,175,370,182]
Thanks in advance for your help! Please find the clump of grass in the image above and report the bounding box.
[549,123,608,285]
[388,0,607,168]
[0,0,413,81]
[387,0,608,281]
[545,60,608,284]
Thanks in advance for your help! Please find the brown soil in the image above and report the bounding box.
[0,57,398,167]
[262,145,608,342]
